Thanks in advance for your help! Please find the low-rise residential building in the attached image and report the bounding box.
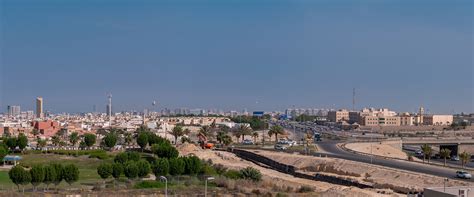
[423,115,453,126]
[328,109,350,122]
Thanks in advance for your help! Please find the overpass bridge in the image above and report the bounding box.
[401,138,474,156]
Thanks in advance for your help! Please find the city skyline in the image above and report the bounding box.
[1,0,473,113]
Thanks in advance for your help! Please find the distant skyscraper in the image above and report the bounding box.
[7,105,21,117]
[36,97,43,119]
[106,93,112,117]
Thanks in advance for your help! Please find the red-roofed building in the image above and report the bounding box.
[32,120,60,137]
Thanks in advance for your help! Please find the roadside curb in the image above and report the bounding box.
[339,143,474,171]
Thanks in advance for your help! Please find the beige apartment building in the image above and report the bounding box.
[423,115,453,126]
[328,109,349,122]
[399,112,416,126]
[362,116,400,126]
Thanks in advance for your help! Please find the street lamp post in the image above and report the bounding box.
[205,176,215,197]
[444,178,449,192]
[159,176,168,197]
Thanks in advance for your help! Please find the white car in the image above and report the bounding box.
[456,171,472,179]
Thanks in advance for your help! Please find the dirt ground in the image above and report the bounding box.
[345,142,407,160]
[178,143,402,197]
[247,150,471,193]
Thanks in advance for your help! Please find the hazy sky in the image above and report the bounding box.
[1,0,473,114]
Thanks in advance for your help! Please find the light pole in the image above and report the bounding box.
[159,176,168,197]
[444,178,449,192]
[205,176,215,197]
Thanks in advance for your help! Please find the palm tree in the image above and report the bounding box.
[252,132,259,143]
[216,131,226,144]
[36,139,47,149]
[420,144,432,163]
[124,133,133,146]
[199,126,214,140]
[69,132,79,147]
[235,124,252,141]
[439,148,451,166]
[32,129,40,138]
[459,151,471,169]
[183,128,191,136]
[51,135,61,147]
[268,125,284,142]
[222,135,233,146]
[169,125,184,145]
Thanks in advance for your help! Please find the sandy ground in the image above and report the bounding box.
[177,143,402,197]
[345,142,407,160]
[247,150,472,193]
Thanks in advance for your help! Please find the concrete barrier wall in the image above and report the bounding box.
[230,149,374,189]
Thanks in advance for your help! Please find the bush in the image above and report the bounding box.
[114,152,141,164]
[112,163,124,179]
[97,163,113,180]
[199,163,217,175]
[239,167,261,182]
[89,151,109,160]
[134,180,167,189]
[223,170,241,180]
[212,164,228,175]
[63,164,79,186]
[298,185,314,193]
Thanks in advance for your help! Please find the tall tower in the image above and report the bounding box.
[352,88,356,111]
[419,106,424,125]
[106,93,112,118]
[36,97,43,119]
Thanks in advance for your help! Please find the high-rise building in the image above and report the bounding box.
[36,97,43,119]
[7,105,21,117]
[106,93,112,117]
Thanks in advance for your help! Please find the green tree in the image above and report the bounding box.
[198,126,214,140]
[51,135,61,147]
[136,160,151,178]
[37,139,47,149]
[420,144,432,163]
[124,161,139,180]
[114,152,129,164]
[459,151,471,169]
[6,137,17,151]
[184,156,202,175]
[137,132,148,151]
[83,133,97,148]
[51,163,64,189]
[97,163,113,183]
[32,129,40,138]
[216,131,226,144]
[152,158,170,177]
[222,135,233,146]
[151,143,179,159]
[127,152,141,161]
[69,132,79,146]
[103,132,118,150]
[9,165,30,191]
[63,164,79,186]
[124,133,133,146]
[112,163,124,180]
[235,124,252,141]
[43,165,56,191]
[0,146,7,161]
[268,125,284,142]
[252,132,259,143]
[17,133,28,152]
[439,148,452,167]
[30,165,45,191]
[169,125,184,145]
[169,158,185,175]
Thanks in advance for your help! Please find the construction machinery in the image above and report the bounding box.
[198,133,214,149]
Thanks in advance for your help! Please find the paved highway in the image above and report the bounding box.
[316,141,473,182]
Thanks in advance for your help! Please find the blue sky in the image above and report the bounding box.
[1,0,473,114]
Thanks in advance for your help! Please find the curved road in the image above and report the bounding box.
[316,141,473,183]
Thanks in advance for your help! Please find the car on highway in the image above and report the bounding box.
[242,139,254,145]
[451,156,460,161]
[274,144,288,150]
[456,171,472,179]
